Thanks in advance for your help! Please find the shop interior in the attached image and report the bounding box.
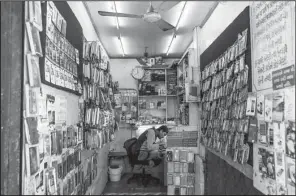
[1,1,295,195]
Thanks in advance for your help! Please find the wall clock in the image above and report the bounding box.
[131,66,145,80]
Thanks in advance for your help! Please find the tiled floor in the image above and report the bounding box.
[102,173,167,195]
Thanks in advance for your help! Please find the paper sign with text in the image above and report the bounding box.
[251,2,295,91]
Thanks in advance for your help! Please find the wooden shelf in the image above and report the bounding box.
[139,95,165,97]
[138,67,178,124]
[141,80,165,83]
[139,108,166,110]
[139,95,176,97]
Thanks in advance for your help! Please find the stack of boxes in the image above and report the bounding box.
[166,149,195,195]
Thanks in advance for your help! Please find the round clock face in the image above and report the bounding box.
[131,67,145,80]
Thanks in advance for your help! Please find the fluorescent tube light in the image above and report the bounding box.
[166,1,187,56]
[118,36,125,57]
[166,33,176,56]
[176,1,187,31]
[114,1,120,29]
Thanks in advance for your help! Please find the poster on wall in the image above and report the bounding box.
[272,65,295,91]
[250,1,295,91]
[26,144,40,177]
[272,92,285,121]
[257,94,265,120]
[286,156,295,195]
[253,144,277,195]
[285,121,295,159]
[46,94,56,126]
[284,87,295,121]
[25,84,39,117]
[55,95,67,124]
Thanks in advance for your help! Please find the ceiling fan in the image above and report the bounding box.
[98,1,179,31]
[136,47,150,66]
[136,47,164,66]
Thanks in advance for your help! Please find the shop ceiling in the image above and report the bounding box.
[84,1,218,58]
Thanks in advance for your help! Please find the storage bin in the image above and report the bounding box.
[108,165,123,182]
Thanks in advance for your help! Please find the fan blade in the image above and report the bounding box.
[136,58,148,66]
[154,19,175,31]
[157,1,180,12]
[98,11,142,18]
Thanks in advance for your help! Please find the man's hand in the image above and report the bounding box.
[149,160,155,167]
[159,144,166,150]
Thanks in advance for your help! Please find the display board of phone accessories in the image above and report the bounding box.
[137,67,178,125]
[167,130,198,148]
[200,7,254,171]
[39,1,83,95]
[251,87,295,195]
[114,88,138,124]
[165,126,199,195]
[167,69,178,95]
[80,38,117,195]
[200,26,252,165]
[23,93,86,195]
[23,2,86,195]
[81,38,116,143]
[250,2,295,195]
[166,148,196,195]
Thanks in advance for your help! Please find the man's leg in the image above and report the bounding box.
[147,150,161,160]
[138,150,160,160]
[137,150,149,161]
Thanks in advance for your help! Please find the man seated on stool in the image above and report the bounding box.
[134,125,169,167]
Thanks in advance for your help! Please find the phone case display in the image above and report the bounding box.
[167,131,198,148]
[200,28,251,165]
[81,38,117,148]
[139,69,166,96]
[142,69,165,82]
[80,39,117,194]
[175,56,189,125]
[137,67,177,125]
[24,2,44,119]
[253,145,277,195]
[114,89,138,124]
[167,69,177,95]
[23,1,114,195]
[253,88,295,195]
[179,103,189,126]
[166,149,195,195]
[175,57,189,126]
[24,108,84,195]
[42,1,82,94]
[138,97,167,125]
[139,82,167,96]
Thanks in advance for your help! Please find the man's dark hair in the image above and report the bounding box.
[157,125,169,133]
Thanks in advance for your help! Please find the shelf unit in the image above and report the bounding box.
[176,48,200,126]
[137,67,177,125]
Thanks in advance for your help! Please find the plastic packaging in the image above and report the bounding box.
[179,150,188,162]
[168,162,174,173]
[180,187,187,195]
[174,162,180,173]
[187,152,194,162]
[173,149,180,162]
[167,173,174,185]
[174,174,180,186]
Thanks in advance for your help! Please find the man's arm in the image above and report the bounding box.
[146,129,159,151]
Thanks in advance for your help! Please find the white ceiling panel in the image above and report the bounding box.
[84,1,217,58]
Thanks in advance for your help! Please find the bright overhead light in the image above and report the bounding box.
[118,36,125,57]
[166,33,176,56]
[175,1,187,31]
[113,1,120,29]
[166,1,187,56]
